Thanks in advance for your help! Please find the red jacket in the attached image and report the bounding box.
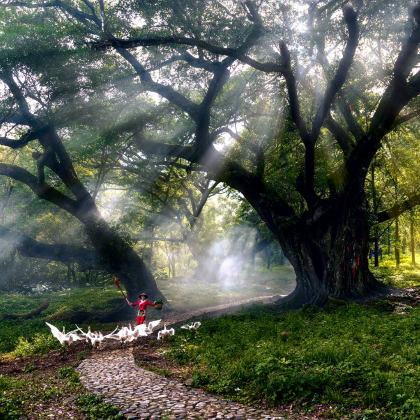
[130,299,154,316]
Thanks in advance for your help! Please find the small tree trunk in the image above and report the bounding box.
[67,263,72,288]
[266,244,271,270]
[172,252,176,278]
[70,263,77,287]
[251,233,258,270]
[395,216,400,266]
[374,238,379,267]
[411,219,416,265]
[388,225,391,255]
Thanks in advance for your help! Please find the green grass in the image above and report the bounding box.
[0,287,123,316]
[0,287,124,356]
[370,253,420,289]
[167,302,420,420]
[157,264,296,310]
[0,368,124,420]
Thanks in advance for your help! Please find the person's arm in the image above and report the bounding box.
[146,300,154,307]
[126,299,139,307]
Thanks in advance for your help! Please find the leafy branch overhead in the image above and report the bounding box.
[2,0,420,305]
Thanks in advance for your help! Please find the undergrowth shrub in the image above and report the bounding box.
[59,366,80,383]
[77,394,124,420]
[13,333,59,357]
[0,376,25,419]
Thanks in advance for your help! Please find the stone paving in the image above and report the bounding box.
[76,347,287,420]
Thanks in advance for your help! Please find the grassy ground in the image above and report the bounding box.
[370,253,420,289]
[0,287,124,356]
[158,264,296,309]
[164,299,420,420]
[5,258,420,419]
[0,362,124,419]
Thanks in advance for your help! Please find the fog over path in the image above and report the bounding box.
[159,295,284,327]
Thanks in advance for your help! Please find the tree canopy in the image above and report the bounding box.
[2,0,420,307]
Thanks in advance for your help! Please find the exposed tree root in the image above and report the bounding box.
[1,298,51,319]
[273,280,400,310]
[49,298,132,323]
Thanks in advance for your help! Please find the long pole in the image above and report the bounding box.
[113,278,126,298]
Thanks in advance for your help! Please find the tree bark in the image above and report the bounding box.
[82,217,168,307]
[269,193,388,308]
[67,263,72,288]
[266,244,272,270]
[388,225,391,255]
[411,218,416,264]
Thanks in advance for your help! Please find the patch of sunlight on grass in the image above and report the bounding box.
[370,253,420,288]
[157,263,296,310]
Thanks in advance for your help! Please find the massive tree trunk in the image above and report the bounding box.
[83,217,167,305]
[270,194,387,308]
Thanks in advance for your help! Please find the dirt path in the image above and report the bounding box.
[158,294,284,327]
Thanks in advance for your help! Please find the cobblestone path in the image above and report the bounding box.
[76,347,287,420]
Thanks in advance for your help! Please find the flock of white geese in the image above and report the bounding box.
[45,321,201,350]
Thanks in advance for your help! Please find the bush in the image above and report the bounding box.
[13,333,59,357]
[0,376,25,419]
[59,366,80,383]
[0,375,14,390]
[23,363,34,373]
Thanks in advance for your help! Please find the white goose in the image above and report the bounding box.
[180,322,201,332]
[75,325,95,343]
[143,319,162,335]
[45,323,79,350]
[92,326,120,348]
[106,326,129,346]
[125,324,136,344]
[157,324,175,342]
[89,331,106,350]
[126,324,146,344]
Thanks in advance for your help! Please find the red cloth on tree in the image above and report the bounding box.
[130,299,154,325]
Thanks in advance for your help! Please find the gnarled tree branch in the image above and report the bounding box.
[376,193,420,223]
[0,225,101,270]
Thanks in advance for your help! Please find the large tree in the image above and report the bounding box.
[2,0,420,306]
[0,10,168,309]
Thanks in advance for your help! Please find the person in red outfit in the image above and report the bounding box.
[126,292,154,325]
